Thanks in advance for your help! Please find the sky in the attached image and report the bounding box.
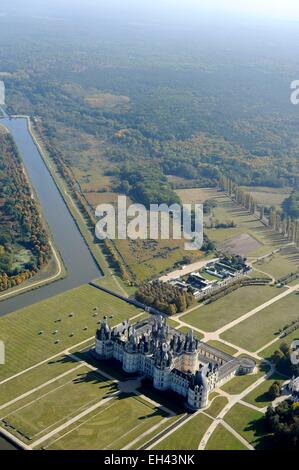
[1,0,299,23]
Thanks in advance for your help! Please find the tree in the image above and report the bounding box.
[268,381,281,400]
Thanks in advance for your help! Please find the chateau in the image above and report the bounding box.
[93,315,255,410]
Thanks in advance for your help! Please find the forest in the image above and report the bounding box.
[0,130,51,291]
[1,13,299,284]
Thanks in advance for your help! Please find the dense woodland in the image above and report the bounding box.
[1,13,299,288]
[0,131,51,291]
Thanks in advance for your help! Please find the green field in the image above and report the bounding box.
[206,396,228,418]
[205,424,247,450]
[240,186,291,209]
[253,250,299,281]
[154,412,212,450]
[1,366,116,442]
[224,403,271,449]
[221,292,299,352]
[0,284,145,381]
[221,367,265,395]
[260,330,299,360]
[204,194,287,257]
[181,286,278,332]
[43,395,169,450]
[243,372,286,409]
[0,353,87,407]
[207,340,238,356]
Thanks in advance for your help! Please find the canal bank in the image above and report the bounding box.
[0,116,102,316]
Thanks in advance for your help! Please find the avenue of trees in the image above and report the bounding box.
[220,175,299,249]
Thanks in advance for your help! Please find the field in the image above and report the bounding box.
[175,187,219,204]
[205,396,228,418]
[205,424,247,450]
[0,284,145,381]
[240,186,291,209]
[243,372,286,409]
[1,366,115,443]
[181,286,278,332]
[224,403,271,449]
[114,237,203,283]
[154,412,212,450]
[221,366,266,395]
[206,340,238,356]
[221,292,299,352]
[40,395,169,450]
[253,248,299,280]
[260,329,299,360]
[203,193,289,257]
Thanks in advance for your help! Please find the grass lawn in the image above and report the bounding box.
[224,403,272,449]
[206,396,228,418]
[1,366,116,442]
[221,292,299,352]
[114,237,203,283]
[204,193,289,257]
[253,250,299,281]
[240,186,291,209]
[43,395,169,450]
[181,286,278,332]
[221,366,266,395]
[178,326,204,339]
[243,372,286,409]
[260,330,299,360]
[154,412,212,450]
[207,340,238,356]
[0,284,145,381]
[205,424,247,450]
[0,353,86,407]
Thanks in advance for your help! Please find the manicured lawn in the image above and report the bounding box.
[0,353,84,406]
[1,366,116,442]
[154,413,212,450]
[253,251,299,281]
[221,366,266,395]
[224,403,272,449]
[178,326,204,340]
[43,395,169,450]
[260,330,299,360]
[205,424,247,450]
[0,284,145,381]
[243,372,286,409]
[221,292,299,352]
[181,286,278,332]
[207,340,238,356]
[206,396,228,418]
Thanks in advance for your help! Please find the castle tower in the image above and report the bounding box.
[95,316,113,359]
[187,365,209,410]
[153,342,172,391]
[123,326,140,373]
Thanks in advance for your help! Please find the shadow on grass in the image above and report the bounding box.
[244,417,274,450]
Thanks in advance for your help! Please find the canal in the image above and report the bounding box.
[0,116,102,316]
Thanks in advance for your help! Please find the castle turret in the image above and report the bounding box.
[95,316,113,358]
[123,326,140,373]
[153,342,172,391]
[187,365,209,410]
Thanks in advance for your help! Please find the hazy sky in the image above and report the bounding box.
[1,0,299,23]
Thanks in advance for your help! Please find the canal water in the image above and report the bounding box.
[0,116,102,316]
